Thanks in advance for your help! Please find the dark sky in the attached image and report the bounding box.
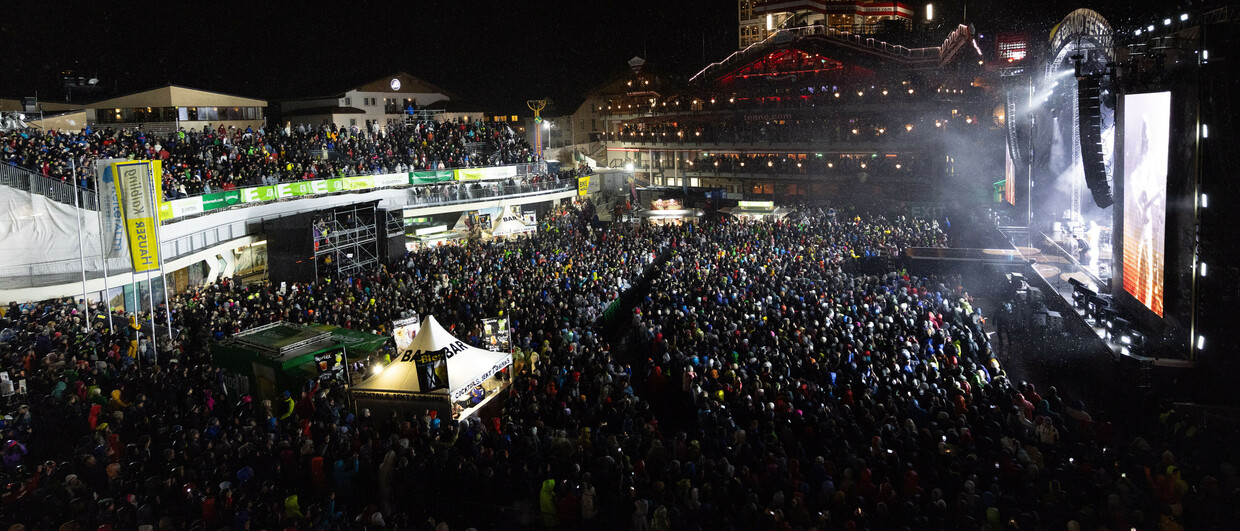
[2,0,1186,114]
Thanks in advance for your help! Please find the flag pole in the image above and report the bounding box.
[149,162,174,343]
[72,158,91,331]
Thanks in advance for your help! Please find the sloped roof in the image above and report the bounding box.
[86,84,267,109]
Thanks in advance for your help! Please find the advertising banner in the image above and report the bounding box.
[342,176,374,190]
[276,181,315,198]
[413,348,448,391]
[112,161,161,273]
[481,317,511,353]
[410,170,455,184]
[202,190,242,212]
[373,173,408,188]
[96,159,128,260]
[391,315,421,352]
[456,166,517,181]
[241,186,276,203]
[167,196,205,218]
[578,176,591,196]
[315,348,348,384]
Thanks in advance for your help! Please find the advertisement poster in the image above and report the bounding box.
[315,348,348,385]
[414,348,448,391]
[391,315,421,352]
[481,317,511,353]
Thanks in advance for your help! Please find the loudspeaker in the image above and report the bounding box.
[263,212,318,285]
[1078,75,1113,208]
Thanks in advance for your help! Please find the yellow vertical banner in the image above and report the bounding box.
[112,161,161,272]
[577,176,591,196]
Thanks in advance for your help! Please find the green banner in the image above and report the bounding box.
[276,181,315,198]
[410,170,454,184]
[342,176,374,190]
[202,190,242,212]
[241,186,276,203]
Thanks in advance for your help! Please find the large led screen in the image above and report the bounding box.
[1121,91,1171,317]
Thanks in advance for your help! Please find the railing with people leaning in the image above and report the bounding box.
[0,162,99,210]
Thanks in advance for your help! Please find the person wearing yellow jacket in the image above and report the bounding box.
[540,478,558,528]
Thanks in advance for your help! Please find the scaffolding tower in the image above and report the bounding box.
[314,203,380,280]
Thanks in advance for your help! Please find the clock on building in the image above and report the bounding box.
[390,78,401,91]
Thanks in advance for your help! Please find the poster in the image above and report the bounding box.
[481,317,511,353]
[315,348,348,385]
[413,348,448,391]
[391,315,420,352]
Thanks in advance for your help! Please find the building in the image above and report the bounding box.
[84,85,267,132]
[279,72,458,130]
[739,0,918,48]
[598,22,1001,204]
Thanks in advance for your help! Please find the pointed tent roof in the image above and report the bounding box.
[353,316,510,400]
[490,215,535,237]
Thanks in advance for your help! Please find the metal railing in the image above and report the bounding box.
[0,163,99,210]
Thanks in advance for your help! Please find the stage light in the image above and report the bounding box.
[1148,24,1155,31]
[1200,262,1207,277]
[827,162,833,168]
[1135,29,1142,35]
[624,162,634,171]
[895,164,901,169]
[1203,50,1209,60]
[1201,193,1208,208]
[1181,13,1189,21]
[1202,123,1209,138]
[1164,18,1172,26]
[1197,335,1206,350]
[372,363,386,375]
[1121,335,1132,345]
[926,4,934,21]
[908,89,914,94]
[835,93,840,98]
[905,124,913,131]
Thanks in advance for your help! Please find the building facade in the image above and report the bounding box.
[600,23,1003,205]
[739,0,918,49]
[280,72,456,130]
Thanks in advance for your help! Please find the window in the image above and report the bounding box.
[350,118,357,126]
[344,97,351,106]
[591,119,596,130]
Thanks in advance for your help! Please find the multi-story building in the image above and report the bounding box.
[279,72,461,130]
[739,0,918,49]
[600,21,1003,205]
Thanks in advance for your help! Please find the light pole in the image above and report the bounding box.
[527,99,547,163]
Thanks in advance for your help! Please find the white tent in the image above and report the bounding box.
[353,316,511,401]
[489,215,536,238]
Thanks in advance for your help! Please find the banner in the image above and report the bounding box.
[373,173,408,188]
[96,159,128,260]
[342,176,374,190]
[391,315,421,352]
[315,348,348,384]
[276,181,315,198]
[578,176,591,196]
[456,166,517,181]
[112,161,161,272]
[481,317,511,353]
[166,196,205,218]
[413,348,448,391]
[410,170,454,184]
[201,190,242,212]
[241,186,276,203]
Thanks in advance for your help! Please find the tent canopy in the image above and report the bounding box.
[490,215,535,237]
[352,315,511,400]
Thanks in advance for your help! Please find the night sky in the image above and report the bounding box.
[3,1,1184,114]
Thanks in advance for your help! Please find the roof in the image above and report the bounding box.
[287,72,462,101]
[281,105,366,117]
[86,84,267,109]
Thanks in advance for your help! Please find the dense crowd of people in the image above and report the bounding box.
[0,204,1233,529]
[1,120,534,198]
[612,113,980,147]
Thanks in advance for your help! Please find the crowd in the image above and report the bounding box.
[0,204,1233,530]
[1,120,534,199]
